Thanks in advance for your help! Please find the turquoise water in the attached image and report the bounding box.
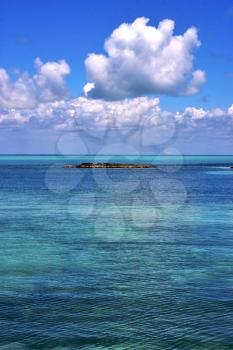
[1,155,233,349]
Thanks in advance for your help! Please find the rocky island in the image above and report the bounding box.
[64,163,156,168]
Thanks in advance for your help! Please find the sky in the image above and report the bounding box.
[0,0,233,154]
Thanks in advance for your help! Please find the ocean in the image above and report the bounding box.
[0,155,233,349]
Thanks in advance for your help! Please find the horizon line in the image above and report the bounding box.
[0,154,233,157]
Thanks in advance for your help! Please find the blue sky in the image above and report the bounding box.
[1,0,233,154]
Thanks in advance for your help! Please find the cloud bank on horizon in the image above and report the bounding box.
[0,17,232,149]
[1,96,233,133]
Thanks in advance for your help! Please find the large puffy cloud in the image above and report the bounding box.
[84,17,206,100]
[0,58,70,109]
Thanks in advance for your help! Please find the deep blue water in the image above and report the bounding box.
[1,155,233,349]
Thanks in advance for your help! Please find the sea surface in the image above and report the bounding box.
[1,155,233,349]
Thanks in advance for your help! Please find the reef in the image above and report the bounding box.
[64,163,156,168]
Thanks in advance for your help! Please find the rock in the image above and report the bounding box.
[64,163,156,169]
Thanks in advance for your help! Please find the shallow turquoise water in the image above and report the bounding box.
[1,155,233,349]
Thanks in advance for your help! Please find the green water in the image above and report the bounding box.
[0,155,233,349]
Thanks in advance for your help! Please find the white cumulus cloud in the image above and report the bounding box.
[228,104,233,116]
[0,58,70,109]
[84,17,206,100]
